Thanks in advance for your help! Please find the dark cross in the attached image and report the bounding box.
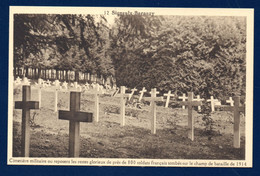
[143,88,164,134]
[58,92,93,157]
[116,86,131,126]
[215,96,245,148]
[180,92,202,141]
[15,85,39,157]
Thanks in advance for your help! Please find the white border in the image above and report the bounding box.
[8,6,254,167]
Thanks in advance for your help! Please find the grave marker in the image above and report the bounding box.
[14,76,22,86]
[163,91,175,108]
[116,86,131,126]
[180,92,202,141]
[143,88,164,134]
[22,77,30,85]
[215,96,245,148]
[15,86,39,157]
[178,93,188,109]
[226,97,234,106]
[193,95,204,112]
[112,87,120,97]
[45,79,52,87]
[54,80,61,112]
[37,79,43,108]
[62,81,68,90]
[86,85,104,122]
[207,96,219,112]
[58,92,93,157]
[138,87,147,101]
[129,88,137,101]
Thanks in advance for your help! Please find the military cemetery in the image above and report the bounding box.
[11,12,249,161]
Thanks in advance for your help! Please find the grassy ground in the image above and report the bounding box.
[12,85,245,159]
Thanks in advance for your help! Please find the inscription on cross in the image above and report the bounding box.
[143,88,164,134]
[115,86,131,126]
[215,96,245,148]
[163,91,175,108]
[15,86,39,157]
[58,92,93,157]
[180,92,202,141]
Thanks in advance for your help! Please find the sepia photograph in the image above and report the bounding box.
[8,7,254,167]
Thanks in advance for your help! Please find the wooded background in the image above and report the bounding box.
[14,14,246,100]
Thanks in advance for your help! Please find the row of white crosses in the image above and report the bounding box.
[14,84,245,158]
[178,93,235,112]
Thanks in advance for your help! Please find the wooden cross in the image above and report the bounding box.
[54,80,61,112]
[180,92,202,141]
[138,87,147,101]
[22,77,30,85]
[143,88,164,134]
[86,85,104,122]
[193,95,204,112]
[14,76,22,86]
[178,93,188,109]
[129,88,137,101]
[163,90,175,108]
[36,79,43,108]
[226,97,234,106]
[62,81,68,90]
[215,96,245,148]
[115,86,131,126]
[46,79,51,87]
[58,92,93,157]
[112,87,120,97]
[15,86,39,157]
[207,96,219,112]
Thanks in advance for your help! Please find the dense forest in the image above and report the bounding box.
[13,14,246,100]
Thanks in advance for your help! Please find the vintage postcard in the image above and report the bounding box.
[8,6,254,167]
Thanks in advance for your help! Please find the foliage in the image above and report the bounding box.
[14,14,246,99]
[110,15,246,99]
[14,14,114,76]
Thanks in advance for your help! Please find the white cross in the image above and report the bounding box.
[193,95,204,111]
[178,93,188,109]
[22,77,30,85]
[226,97,234,106]
[85,83,90,90]
[129,88,137,100]
[62,81,68,90]
[54,80,61,89]
[163,91,175,108]
[138,87,147,101]
[46,80,52,86]
[207,96,219,112]
[14,77,22,86]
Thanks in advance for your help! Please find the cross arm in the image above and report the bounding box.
[115,93,131,98]
[215,105,245,113]
[59,111,93,122]
[15,101,39,109]
[180,101,202,106]
[143,97,164,102]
